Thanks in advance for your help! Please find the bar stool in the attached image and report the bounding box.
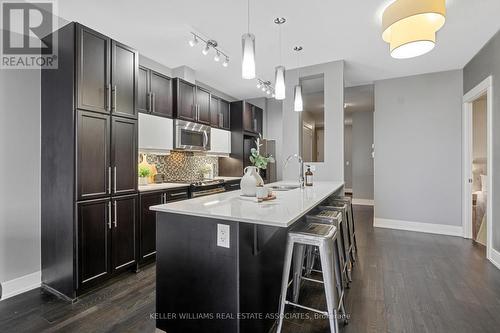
[331,196,358,260]
[277,222,346,333]
[305,210,350,289]
[321,202,356,265]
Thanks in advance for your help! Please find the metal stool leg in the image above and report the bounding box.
[305,245,315,276]
[319,239,340,333]
[277,240,294,333]
[292,243,306,303]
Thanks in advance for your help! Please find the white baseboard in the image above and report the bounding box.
[374,218,463,237]
[0,271,41,301]
[489,248,500,271]
[352,198,374,206]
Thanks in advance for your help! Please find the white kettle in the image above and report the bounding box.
[240,166,264,196]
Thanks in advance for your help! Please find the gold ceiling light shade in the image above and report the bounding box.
[382,0,446,59]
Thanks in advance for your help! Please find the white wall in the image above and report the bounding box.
[280,60,344,182]
[0,69,41,286]
[374,70,463,230]
[473,98,487,160]
[265,98,284,180]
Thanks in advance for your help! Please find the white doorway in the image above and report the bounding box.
[462,76,493,260]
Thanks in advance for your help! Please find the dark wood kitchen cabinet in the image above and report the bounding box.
[111,195,137,272]
[77,198,111,289]
[76,25,138,119]
[210,96,231,130]
[77,111,111,201]
[77,195,137,291]
[242,102,263,134]
[112,117,137,195]
[196,86,211,124]
[138,66,173,118]
[138,187,190,265]
[174,78,196,121]
[42,22,139,300]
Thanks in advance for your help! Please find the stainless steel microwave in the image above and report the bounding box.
[174,119,211,151]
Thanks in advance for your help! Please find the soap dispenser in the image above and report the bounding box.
[305,165,313,186]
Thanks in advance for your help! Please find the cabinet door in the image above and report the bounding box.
[76,25,111,114]
[219,99,230,130]
[243,102,253,132]
[78,198,111,289]
[253,106,263,135]
[137,67,150,113]
[112,117,137,195]
[111,41,138,119]
[151,71,172,118]
[176,79,196,121]
[196,87,211,124]
[77,111,110,200]
[111,195,137,271]
[139,192,163,260]
[210,96,219,127]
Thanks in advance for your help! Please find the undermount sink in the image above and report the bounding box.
[269,185,301,191]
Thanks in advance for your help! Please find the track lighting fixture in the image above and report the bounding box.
[188,33,229,67]
[255,79,275,97]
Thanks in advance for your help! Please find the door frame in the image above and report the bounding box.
[462,75,493,260]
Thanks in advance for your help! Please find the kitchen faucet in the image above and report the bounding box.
[284,154,305,188]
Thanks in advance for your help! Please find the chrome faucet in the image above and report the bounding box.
[284,154,305,188]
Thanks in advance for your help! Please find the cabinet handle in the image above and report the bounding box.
[152,93,156,113]
[147,92,152,112]
[107,201,112,229]
[229,183,239,187]
[106,84,111,111]
[108,167,111,194]
[113,166,117,193]
[162,193,167,204]
[170,191,187,197]
[113,200,117,228]
[112,85,117,112]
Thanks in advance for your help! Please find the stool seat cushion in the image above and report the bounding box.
[290,223,336,239]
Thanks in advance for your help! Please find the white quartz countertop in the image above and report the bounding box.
[214,176,242,181]
[138,182,190,192]
[150,181,344,227]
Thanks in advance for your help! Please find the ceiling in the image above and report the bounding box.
[58,0,500,100]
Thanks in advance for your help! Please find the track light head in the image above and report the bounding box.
[222,57,229,67]
[189,35,198,47]
[214,51,220,62]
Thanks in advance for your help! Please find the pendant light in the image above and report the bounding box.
[241,0,256,79]
[382,0,446,59]
[293,46,303,112]
[274,17,286,100]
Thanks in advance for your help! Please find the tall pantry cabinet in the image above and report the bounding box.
[41,22,139,300]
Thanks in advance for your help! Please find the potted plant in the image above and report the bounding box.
[200,164,213,180]
[241,137,275,196]
[249,137,275,174]
[138,166,151,186]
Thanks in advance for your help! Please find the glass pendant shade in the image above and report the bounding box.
[382,0,445,59]
[241,33,256,79]
[294,85,303,112]
[274,65,286,100]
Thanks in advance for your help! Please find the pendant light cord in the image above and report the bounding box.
[247,0,250,33]
[279,24,282,64]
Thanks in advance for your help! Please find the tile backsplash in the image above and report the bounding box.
[140,151,218,182]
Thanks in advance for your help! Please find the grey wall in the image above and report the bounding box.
[265,98,284,180]
[464,30,500,250]
[352,111,374,200]
[0,69,41,283]
[344,124,352,189]
[374,70,463,226]
[281,61,344,181]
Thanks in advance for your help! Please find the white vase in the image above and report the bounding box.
[240,166,264,196]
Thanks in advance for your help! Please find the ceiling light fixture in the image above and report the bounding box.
[188,35,198,47]
[382,0,446,59]
[241,0,256,79]
[255,79,275,97]
[189,33,229,67]
[274,17,286,100]
[293,46,303,112]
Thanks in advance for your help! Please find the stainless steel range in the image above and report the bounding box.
[190,179,226,198]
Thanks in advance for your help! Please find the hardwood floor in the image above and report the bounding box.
[2,205,500,333]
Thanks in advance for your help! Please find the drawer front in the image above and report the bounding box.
[225,181,240,191]
[166,188,190,202]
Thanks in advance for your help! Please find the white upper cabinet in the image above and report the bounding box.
[138,113,173,152]
[209,128,231,154]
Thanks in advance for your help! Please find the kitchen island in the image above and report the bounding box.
[151,181,344,333]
